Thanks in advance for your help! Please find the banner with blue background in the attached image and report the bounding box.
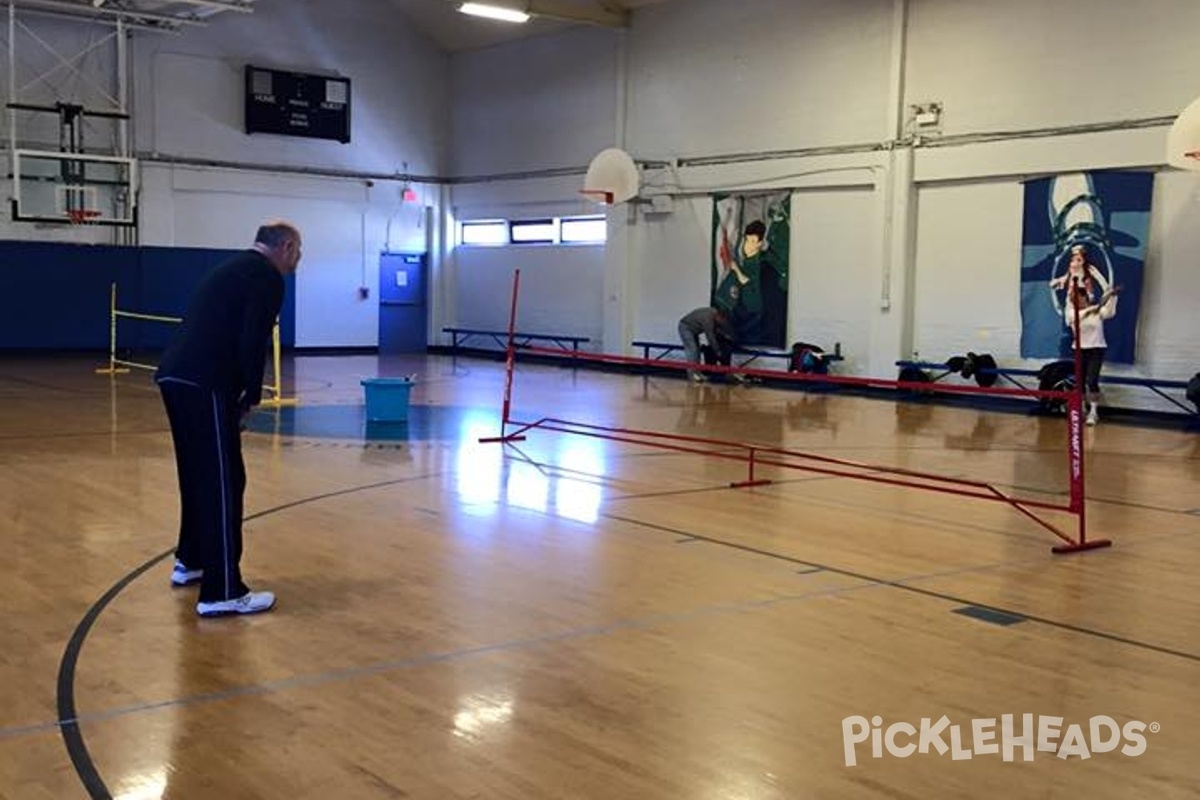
[1020,171,1153,364]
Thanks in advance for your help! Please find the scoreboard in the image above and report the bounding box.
[245,65,351,144]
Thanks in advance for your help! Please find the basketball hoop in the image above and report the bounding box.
[1166,96,1200,171]
[583,148,639,205]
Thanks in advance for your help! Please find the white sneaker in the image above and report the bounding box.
[171,560,203,587]
[196,591,276,618]
[1086,409,1098,427]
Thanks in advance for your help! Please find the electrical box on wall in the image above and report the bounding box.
[909,102,943,135]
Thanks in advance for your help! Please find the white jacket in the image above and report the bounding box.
[1064,294,1117,349]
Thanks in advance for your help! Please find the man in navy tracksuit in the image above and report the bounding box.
[156,221,301,617]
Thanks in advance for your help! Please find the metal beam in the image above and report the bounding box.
[3,4,178,31]
[526,0,629,28]
[152,0,253,12]
[12,0,204,27]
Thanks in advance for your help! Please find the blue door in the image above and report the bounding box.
[378,252,427,353]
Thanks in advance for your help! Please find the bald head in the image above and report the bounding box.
[252,220,302,275]
[255,220,300,248]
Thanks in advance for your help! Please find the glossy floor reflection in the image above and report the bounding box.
[1,354,1198,800]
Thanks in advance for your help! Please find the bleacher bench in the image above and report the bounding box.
[443,327,589,354]
[632,340,844,370]
[895,359,1196,416]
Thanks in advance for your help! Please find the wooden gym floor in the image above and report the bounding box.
[1,353,1198,799]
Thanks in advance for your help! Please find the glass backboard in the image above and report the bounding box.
[11,149,137,226]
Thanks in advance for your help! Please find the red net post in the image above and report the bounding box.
[1052,284,1111,554]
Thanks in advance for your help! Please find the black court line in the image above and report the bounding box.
[507,423,1197,523]
[600,511,1200,665]
[615,475,1055,546]
[54,463,1198,797]
[999,479,1200,519]
[0,372,114,395]
[41,574,900,750]
[0,427,172,443]
[56,471,446,800]
[57,552,162,798]
[609,474,834,503]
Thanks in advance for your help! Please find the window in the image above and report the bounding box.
[460,220,508,246]
[560,216,606,244]
[458,215,607,246]
[509,219,556,244]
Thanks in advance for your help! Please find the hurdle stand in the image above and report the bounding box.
[260,323,297,408]
[95,282,181,375]
[481,270,1111,555]
[94,282,296,407]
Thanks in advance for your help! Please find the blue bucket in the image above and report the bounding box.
[360,377,414,422]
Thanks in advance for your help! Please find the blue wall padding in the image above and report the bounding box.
[0,242,295,350]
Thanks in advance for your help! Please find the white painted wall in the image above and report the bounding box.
[905,0,1200,134]
[449,26,617,176]
[448,175,607,345]
[132,0,448,176]
[912,181,1023,361]
[627,0,894,158]
[143,164,431,347]
[443,0,1200,415]
[454,243,605,344]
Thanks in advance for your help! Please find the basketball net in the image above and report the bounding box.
[578,189,614,206]
[68,209,101,225]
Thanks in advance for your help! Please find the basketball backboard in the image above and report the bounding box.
[1167,95,1200,172]
[11,149,137,226]
[583,148,639,204]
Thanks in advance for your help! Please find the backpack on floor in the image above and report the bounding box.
[788,341,827,374]
[1037,360,1075,413]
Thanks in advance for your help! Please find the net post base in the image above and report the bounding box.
[1052,539,1112,555]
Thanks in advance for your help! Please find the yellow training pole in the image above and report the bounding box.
[95,282,130,375]
[260,320,297,407]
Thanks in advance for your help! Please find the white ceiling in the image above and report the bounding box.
[10,0,681,45]
[386,0,682,53]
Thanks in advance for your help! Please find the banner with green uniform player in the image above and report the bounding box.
[711,191,791,348]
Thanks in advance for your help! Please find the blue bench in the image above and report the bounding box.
[895,359,1196,416]
[443,327,589,354]
[632,340,843,368]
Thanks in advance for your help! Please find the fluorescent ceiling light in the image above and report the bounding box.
[458,2,530,23]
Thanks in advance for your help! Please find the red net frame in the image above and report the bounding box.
[481,270,1110,555]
